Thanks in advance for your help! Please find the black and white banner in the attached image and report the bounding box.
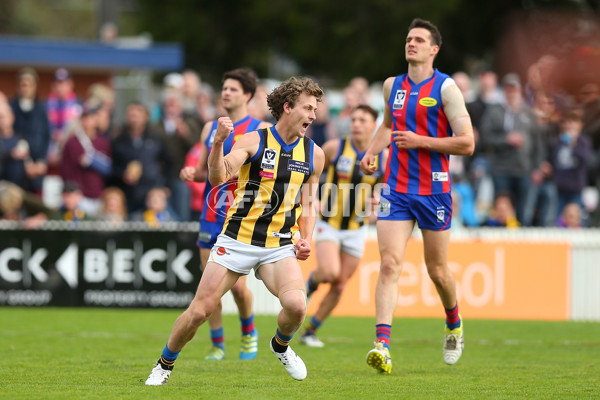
[0,226,201,308]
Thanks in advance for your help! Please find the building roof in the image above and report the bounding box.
[0,35,183,72]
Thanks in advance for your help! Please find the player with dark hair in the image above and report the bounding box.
[360,18,474,373]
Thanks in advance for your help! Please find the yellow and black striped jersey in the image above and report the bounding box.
[223,127,314,247]
[320,138,384,230]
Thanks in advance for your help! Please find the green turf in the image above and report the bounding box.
[2,308,599,399]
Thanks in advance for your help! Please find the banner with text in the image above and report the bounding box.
[303,239,571,321]
[0,229,201,308]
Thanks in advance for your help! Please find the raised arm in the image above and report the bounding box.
[208,117,260,187]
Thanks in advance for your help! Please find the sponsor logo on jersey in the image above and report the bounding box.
[287,160,310,174]
[272,231,292,239]
[216,247,227,256]
[259,170,274,179]
[418,97,438,107]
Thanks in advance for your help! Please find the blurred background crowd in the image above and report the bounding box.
[1,62,600,230]
[0,0,600,230]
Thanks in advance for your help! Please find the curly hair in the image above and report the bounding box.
[267,77,324,121]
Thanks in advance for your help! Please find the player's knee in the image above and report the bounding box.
[331,280,347,294]
[380,253,402,278]
[230,282,250,300]
[280,291,306,323]
[186,304,212,327]
[320,269,339,283]
[426,263,450,285]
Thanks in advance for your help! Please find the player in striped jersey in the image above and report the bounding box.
[360,18,474,373]
[299,105,387,348]
[179,68,271,361]
[147,77,325,384]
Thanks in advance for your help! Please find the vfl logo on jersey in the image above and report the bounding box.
[436,207,445,222]
[336,155,353,178]
[392,90,407,110]
[261,148,277,170]
[432,172,448,182]
[287,160,310,175]
[419,97,438,107]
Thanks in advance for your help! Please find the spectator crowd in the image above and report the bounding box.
[1,61,600,229]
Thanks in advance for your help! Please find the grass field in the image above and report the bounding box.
[2,308,600,399]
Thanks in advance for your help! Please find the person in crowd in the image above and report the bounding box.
[332,85,361,139]
[52,180,90,223]
[131,187,178,227]
[0,102,29,186]
[0,180,52,229]
[577,81,600,226]
[9,67,50,194]
[479,73,543,225]
[87,83,119,139]
[110,102,173,214]
[196,85,218,125]
[155,89,201,221]
[484,192,520,228]
[452,71,475,103]
[181,70,202,121]
[348,76,371,105]
[522,90,561,227]
[556,202,583,228]
[181,140,206,222]
[548,108,593,223]
[96,186,128,226]
[46,68,81,173]
[60,100,112,218]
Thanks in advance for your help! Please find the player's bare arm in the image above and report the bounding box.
[296,145,325,261]
[391,81,474,156]
[320,138,341,169]
[208,118,259,186]
[179,121,212,182]
[360,77,395,175]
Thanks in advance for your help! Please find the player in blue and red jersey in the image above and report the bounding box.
[180,68,271,361]
[360,18,474,373]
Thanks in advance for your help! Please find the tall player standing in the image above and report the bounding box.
[359,18,474,374]
[180,68,271,361]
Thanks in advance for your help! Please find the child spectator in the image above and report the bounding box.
[131,187,178,227]
[96,186,128,226]
[53,181,90,223]
[556,202,582,228]
[484,192,521,228]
